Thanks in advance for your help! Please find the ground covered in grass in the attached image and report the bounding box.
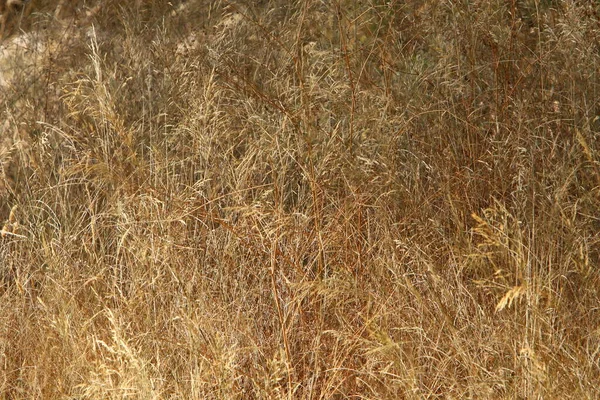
[1,1,599,398]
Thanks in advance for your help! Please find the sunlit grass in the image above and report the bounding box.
[0,1,599,398]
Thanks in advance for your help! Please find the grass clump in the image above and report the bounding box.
[0,0,599,398]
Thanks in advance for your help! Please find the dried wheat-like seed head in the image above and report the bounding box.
[1,204,24,238]
[495,285,526,313]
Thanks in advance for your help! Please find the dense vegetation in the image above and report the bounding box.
[1,1,599,398]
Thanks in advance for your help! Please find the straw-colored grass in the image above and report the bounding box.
[1,0,599,398]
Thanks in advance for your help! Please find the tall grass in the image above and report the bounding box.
[0,0,599,398]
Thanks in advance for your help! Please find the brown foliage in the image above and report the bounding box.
[0,1,599,398]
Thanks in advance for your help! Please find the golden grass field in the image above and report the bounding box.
[1,0,599,398]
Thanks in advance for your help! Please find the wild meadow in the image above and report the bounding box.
[0,1,599,398]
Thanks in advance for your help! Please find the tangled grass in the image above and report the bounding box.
[1,1,599,398]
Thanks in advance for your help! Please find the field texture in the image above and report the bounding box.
[1,1,599,398]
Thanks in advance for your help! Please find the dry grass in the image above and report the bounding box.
[0,0,599,398]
